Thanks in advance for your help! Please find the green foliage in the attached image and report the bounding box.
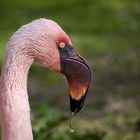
[30,101,140,140]
[31,102,105,140]
[32,103,67,140]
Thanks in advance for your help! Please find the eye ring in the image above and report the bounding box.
[59,42,65,48]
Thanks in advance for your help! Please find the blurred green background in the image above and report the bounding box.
[0,0,140,140]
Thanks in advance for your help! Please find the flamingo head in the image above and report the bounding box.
[26,19,91,113]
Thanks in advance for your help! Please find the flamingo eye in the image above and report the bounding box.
[59,42,65,48]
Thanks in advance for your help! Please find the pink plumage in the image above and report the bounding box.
[0,18,91,140]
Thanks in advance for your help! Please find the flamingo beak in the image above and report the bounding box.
[59,45,91,113]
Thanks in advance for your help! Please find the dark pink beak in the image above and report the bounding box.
[59,45,91,113]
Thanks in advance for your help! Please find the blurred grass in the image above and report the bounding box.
[0,0,140,140]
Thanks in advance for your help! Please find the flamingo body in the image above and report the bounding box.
[0,18,91,140]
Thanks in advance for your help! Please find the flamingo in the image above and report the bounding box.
[0,18,91,140]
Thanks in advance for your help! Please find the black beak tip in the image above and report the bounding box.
[70,95,86,113]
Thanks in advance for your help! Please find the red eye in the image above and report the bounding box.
[59,42,65,48]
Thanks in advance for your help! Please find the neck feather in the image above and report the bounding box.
[0,47,34,140]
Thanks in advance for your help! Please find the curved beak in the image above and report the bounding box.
[59,45,91,113]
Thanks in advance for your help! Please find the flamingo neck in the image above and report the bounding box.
[0,50,34,140]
